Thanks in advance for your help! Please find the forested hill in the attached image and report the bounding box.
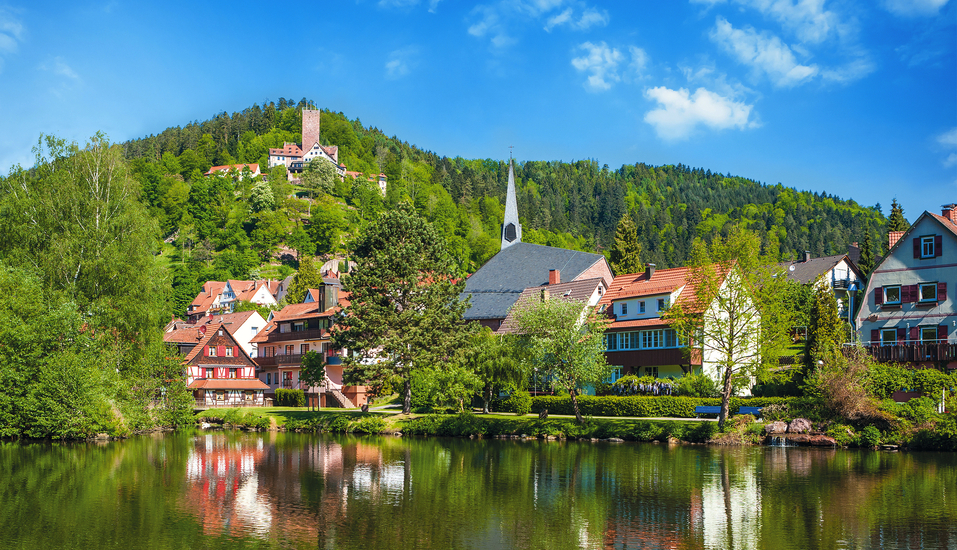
[120,98,886,311]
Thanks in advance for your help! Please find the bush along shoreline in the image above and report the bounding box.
[190,398,956,451]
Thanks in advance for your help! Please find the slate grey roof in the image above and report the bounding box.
[461,242,607,320]
[496,278,604,334]
[778,254,860,285]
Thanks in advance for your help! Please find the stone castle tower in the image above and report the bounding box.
[302,109,321,150]
[501,160,522,250]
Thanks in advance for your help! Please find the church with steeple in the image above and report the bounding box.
[461,160,613,331]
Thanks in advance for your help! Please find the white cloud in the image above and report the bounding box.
[0,7,24,73]
[377,0,443,12]
[939,128,957,167]
[471,1,608,50]
[628,46,649,75]
[710,17,818,87]
[385,46,419,79]
[882,0,950,17]
[692,0,840,44]
[643,86,756,140]
[571,41,624,91]
[41,56,80,80]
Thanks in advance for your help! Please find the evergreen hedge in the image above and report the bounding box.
[275,389,305,407]
[495,395,815,418]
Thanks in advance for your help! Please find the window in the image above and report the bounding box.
[644,367,659,378]
[884,286,901,305]
[293,321,305,332]
[205,368,214,379]
[605,367,622,383]
[251,326,258,334]
[605,333,618,351]
[285,345,295,355]
[921,236,935,258]
[228,368,237,379]
[657,298,668,311]
[225,346,233,357]
[639,301,646,313]
[881,329,897,345]
[919,282,938,303]
[216,391,225,401]
[921,326,939,343]
[208,346,217,357]
[620,302,628,315]
[301,344,310,354]
[266,373,271,384]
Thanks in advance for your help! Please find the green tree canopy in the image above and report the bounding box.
[334,203,469,413]
[609,214,643,275]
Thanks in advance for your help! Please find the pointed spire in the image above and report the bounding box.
[501,159,522,250]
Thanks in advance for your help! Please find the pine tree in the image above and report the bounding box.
[887,198,909,232]
[806,281,845,370]
[609,215,643,275]
[858,232,874,277]
[333,203,469,414]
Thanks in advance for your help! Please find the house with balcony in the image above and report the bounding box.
[164,310,266,358]
[779,251,865,329]
[597,263,749,392]
[856,204,957,369]
[252,284,365,408]
[182,323,270,407]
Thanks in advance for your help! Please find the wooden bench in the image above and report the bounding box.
[694,405,763,418]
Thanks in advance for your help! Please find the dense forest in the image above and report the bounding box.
[0,98,895,438]
[120,98,888,317]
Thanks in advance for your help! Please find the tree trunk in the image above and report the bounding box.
[402,379,412,415]
[570,388,584,423]
[482,382,492,414]
[718,368,733,430]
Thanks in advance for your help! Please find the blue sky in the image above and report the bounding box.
[0,0,954,221]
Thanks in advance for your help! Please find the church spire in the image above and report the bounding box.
[501,159,522,250]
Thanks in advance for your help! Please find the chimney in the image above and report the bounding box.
[942,203,957,224]
[889,230,904,249]
[645,264,656,280]
[540,288,550,302]
[803,251,811,262]
[323,284,339,313]
[549,269,561,285]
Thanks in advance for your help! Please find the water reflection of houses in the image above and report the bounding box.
[180,434,409,543]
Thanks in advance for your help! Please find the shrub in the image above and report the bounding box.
[351,415,386,434]
[826,424,857,446]
[674,373,720,398]
[761,403,790,422]
[275,389,305,407]
[860,425,881,448]
[500,390,532,416]
[866,362,912,399]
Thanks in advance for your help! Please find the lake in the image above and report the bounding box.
[2,430,955,549]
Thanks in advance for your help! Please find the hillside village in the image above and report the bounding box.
[163,140,957,413]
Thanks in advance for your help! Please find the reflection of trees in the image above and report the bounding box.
[3,434,957,549]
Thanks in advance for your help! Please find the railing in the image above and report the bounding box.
[866,343,957,363]
[194,399,264,409]
[256,350,341,368]
[833,279,851,290]
[261,328,328,343]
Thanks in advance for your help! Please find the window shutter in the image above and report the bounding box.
[204,346,209,357]
[913,237,920,258]
[233,346,239,357]
[935,235,942,257]
[904,285,918,303]
[874,287,883,305]
[870,329,879,344]
[897,327,906,342]
[938,325,948,342]
[910,327,919,342]
[217,345,226,357]
[939,282,947,302]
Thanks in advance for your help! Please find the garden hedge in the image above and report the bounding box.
[494,395,815,418]
[275,389,305,407]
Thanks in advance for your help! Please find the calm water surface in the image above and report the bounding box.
[2,430,955,549]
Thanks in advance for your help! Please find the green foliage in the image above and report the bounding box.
[335,203,470,414]
[275,389,305,407]
[674,373,720,398]
[516,395,806,418]
[825,424,858,446]
[499,389,532,416]
[806,281,845,369]
[887,198,909,233]
[609,214,643,275]
[860,425,882,448]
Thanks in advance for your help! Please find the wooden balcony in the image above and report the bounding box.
[261,328,328,343]
[255,350,341,368]
[604,347,701,368]
[867,343,957,363]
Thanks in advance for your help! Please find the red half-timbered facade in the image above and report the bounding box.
[183,323,270,407]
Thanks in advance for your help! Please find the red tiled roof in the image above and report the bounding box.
[929,213,957,238]
[163,327,204,343]
[269,143,303,157]
[604,318,672,331]
[497,278,604,335]
[187,379,270,390]
[598,264,731,316]
[205,163,260,176]
[189,281,226,312]
[194,310,257,335]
